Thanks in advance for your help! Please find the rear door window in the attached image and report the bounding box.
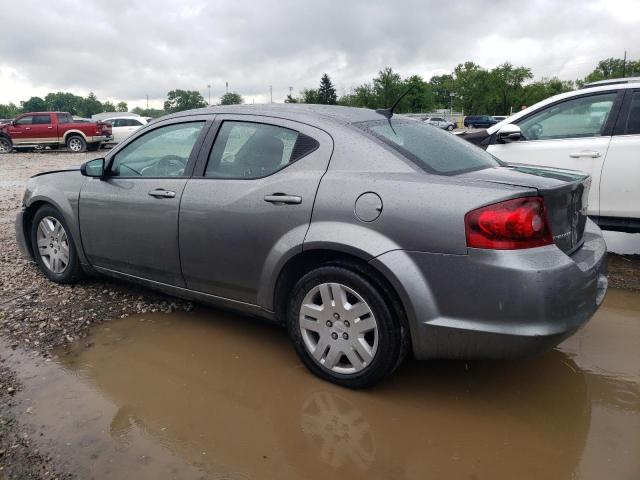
[356,118,500,175]
[624,91,640,134]
[204,121,318,179]
[32,114,52,125]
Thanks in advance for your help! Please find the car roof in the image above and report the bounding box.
[162,104,386,128]
[487,81,640,134]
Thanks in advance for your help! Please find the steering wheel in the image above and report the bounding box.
[155,155,186,176]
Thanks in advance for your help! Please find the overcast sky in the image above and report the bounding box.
[0,0,638,108]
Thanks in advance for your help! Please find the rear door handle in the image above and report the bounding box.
[569,151,601,158]
[148,189,176,198]
[263,193,302,205]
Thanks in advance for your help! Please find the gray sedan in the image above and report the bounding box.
[15,105,608,388]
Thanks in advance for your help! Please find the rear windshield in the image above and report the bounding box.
[355,118,501,175]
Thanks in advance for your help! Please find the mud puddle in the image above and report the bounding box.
[2,289,639,479]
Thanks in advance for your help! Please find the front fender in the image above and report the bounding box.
[23,173,89,265]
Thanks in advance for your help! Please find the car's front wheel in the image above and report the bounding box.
[0,137,12,154]
[288,264,406,388]
[447,124,454,131]
[30,205,83,283]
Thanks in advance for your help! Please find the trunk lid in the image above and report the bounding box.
[460,165,591,254]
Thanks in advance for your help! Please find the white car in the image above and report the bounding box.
[423,116,456,131]
[103,116,147,143]
[475,79,639,233]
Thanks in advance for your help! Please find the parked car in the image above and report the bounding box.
[423,116,456,131]
[103,116,148,144]
[0,112,112,153]
[464,115,498,128]
[492,115,507,122]
[462,78,640,233]
[0,118,12,125]
[15,105,607,388]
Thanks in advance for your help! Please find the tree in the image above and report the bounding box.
[163,89,207,113]
[318,74,337,104]
[220,92,244,105]
[80,92,103,117]
[102,101,116,112]
[580,57,640,86]
[0,103,20,118]
[429,74,454,109]
[44,92,84,115]
[20,96,47,113]
[487,63,532,115]
[300,88,320,104]
[132,106,165,118]
[451,62,491,114]
[372,67,404,109]
[116,101,128,112]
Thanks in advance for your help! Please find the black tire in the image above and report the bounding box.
[0,136,13,154]
[288,263,407,388]
[87,143,100,152]
[66,135,87,153]
[447,124,454,131]
[30,205,83,284]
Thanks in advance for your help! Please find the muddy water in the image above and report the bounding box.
[3,289,639,480]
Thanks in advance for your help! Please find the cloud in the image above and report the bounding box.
[0,0,638,107]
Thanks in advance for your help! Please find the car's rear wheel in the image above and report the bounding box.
[66,135,86,153]
[447,124,454,131]
[0,137,12,154]
[288,264,406,388]
[30,205,83,283]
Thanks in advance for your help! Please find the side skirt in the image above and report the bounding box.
[92,266,277,322]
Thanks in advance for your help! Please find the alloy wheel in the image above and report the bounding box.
[299,282,378,374]
[36,216,70,274]
[68,137,83,152]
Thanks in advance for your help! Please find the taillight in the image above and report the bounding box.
[465,196,553,249]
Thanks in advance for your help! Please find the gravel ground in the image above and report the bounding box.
[0,150,639,477]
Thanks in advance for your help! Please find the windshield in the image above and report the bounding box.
[356,118,501,175]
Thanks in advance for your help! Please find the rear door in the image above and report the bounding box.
[599,89,640,221]
[79,116,210,285]
[179,115,332,305]
[487,90,623,217]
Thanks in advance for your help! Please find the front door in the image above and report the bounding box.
[487,91,621,217]
[179,116,332,305]
[79,118,209,285]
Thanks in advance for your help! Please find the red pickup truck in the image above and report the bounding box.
[0,112,112,153]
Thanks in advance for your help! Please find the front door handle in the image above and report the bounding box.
[264,193,302,205]
[148,189,176,199]
[569,151,601,158]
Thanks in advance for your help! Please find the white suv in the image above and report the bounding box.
[103,116,148,144]
[479,79,640,233]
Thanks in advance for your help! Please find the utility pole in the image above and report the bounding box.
[225,82,229,94]
[146,94,148,109]
[623,50,627,78]
[270,85,273,104]
[207,84,211,105]
[289,86,293,100]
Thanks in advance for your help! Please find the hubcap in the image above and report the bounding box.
[299,283,378,374]
[36,216,70,274]
[68,138,82,151]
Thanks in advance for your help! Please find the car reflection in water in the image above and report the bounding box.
[48,302,631,480]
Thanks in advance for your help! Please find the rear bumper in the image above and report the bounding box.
[370,219,608,360]
[89,135,112,143]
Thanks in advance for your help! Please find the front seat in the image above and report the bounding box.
[235,133,285,178]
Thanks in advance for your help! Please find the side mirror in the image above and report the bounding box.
[80,158,106,178]
[496,124,522,143]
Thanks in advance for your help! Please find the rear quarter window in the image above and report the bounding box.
[355,118,500,175]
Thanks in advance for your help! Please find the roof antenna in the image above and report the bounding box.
[375,84,416,119]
